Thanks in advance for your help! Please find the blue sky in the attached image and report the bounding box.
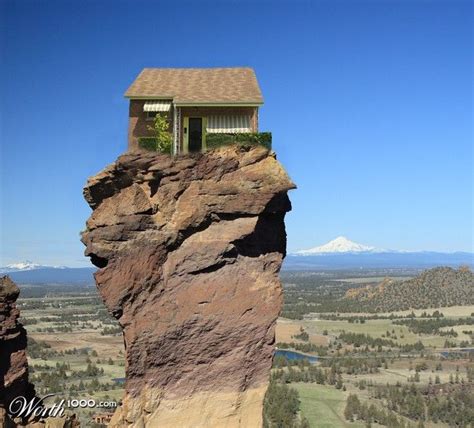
[0,0,472,266]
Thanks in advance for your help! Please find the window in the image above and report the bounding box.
[146,111,157,121]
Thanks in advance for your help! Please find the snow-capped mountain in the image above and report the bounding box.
[286,237,473,270]
[295,236,378,255]
[0,261,66,274]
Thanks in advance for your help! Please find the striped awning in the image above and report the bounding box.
[207,116,251,133]
[143,100,172,112]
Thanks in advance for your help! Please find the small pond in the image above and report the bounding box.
[274,349,319,364]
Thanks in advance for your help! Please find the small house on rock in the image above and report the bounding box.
[125,67,267,154]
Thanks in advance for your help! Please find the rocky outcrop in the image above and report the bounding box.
[0,277,79,428]
[81,146,294,427]
[0,276,34,414]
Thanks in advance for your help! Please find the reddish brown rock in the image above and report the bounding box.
[81,146,294,427]
[0,276,35,425]
[0,278,79,428]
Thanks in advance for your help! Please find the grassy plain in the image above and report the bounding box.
[277,317,447,347]
[274,270,473,428]
[18,289,125,426]
[333,305,474,319]
[293,383,364,428]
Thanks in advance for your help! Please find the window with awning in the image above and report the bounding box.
[143,100,172,112]
[206,116,251,133]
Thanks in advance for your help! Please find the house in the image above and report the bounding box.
[124,67,264,154]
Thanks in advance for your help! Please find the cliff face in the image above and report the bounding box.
[81,146,294,428]
[0,276,34,424]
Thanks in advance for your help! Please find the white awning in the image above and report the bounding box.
[207,116,251,133]
[143,100,172,112]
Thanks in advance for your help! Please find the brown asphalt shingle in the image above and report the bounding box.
[124,67,263,104]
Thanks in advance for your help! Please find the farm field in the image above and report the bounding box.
[293,383,364,428]
[278,317,448,347]
[329,305,474,319]
[268,268,474,428]
[18,287,125,426]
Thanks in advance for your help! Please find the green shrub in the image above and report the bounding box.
[138,137,172,154]
[206,132,272,150]
[141,113,172,153]
[138,137,158,151]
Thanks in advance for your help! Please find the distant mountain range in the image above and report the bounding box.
[0,261,67,273]
[3,236,474,283]
[0,261,95,285]
[285,237,473,270]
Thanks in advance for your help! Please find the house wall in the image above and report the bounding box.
[128,101,259,152]
[128,100,173,151]
[178,106,259,152]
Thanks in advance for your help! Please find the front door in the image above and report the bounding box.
[188,118,202,152]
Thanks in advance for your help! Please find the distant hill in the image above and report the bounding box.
[4,267,96,285]
[344,266,474,312]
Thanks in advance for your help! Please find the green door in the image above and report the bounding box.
[188,118,202,152]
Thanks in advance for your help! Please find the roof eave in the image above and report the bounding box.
[174,101,263,107]
[124,95,175,99]
[125,96,263,106]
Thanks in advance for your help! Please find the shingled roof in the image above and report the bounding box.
[124,67,263,104]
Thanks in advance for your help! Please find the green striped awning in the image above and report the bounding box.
[207,116,251,133]
[143,100,172,112]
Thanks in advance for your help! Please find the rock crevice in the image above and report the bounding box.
[81,146,295,427]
